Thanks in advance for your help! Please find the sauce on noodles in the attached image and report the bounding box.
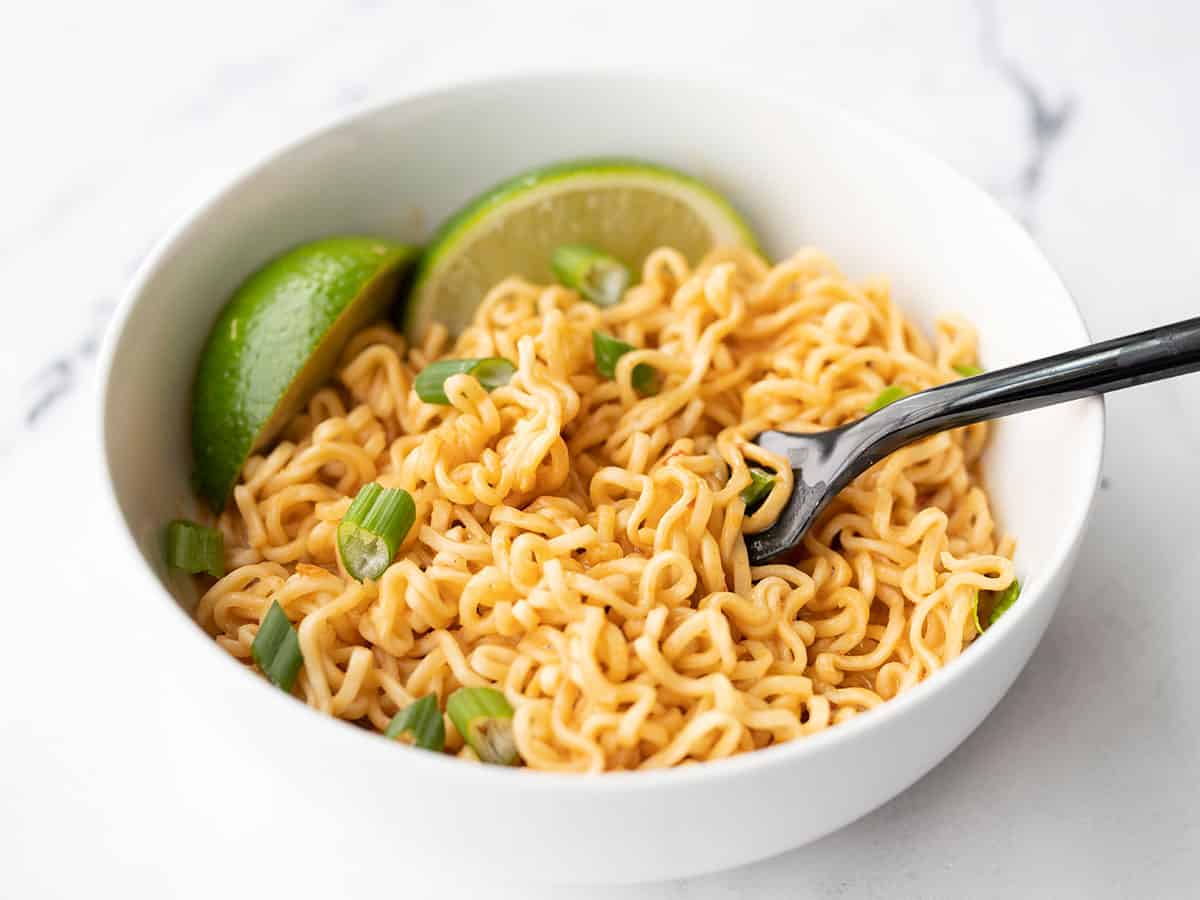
[195,246,1016,771]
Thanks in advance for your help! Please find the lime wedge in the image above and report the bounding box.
[404,159,759,340]
[192,236,418,510]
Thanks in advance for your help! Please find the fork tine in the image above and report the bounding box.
[745,427,853,565]
[744,477,827,564]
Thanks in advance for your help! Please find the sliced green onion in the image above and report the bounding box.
[741,467,776,514]
[954,363,985,377]
[337,482,415,582]
[973,578,1022,633]
[591,330,657,396]
[551,244,632,307]
[165,519,224,577]
[867,385,908,413]
[415,357,516,405]
[251,600,303,692]
[988,578,1021,627]
[384,694,445,752]
[446,686,519,765]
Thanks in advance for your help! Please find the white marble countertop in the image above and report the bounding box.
[3,1,1199,897]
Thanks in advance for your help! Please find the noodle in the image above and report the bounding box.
[195,246,1016,772]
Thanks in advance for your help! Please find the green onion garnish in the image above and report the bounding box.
[954,363,985,377]
[988,578,1021,627]
[446,686,519,765]
[414,357,516,405]
[384,694,445,752]
[741,467,775,513]
[551,244,632,307]
[973,578,1022,633]
[337,482,415,582]
[251,600,303,692]
[165,519,224,577]
[591,330,657,396]
[867,385,908,413]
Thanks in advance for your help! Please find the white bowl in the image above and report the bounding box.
[98,71,1103,884]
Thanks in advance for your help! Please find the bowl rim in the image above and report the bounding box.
[96,66,1105,791]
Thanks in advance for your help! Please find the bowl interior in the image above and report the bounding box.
[101,70,1100,700]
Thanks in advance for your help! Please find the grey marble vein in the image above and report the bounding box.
[21,300,112,429]
[977,0,1076,229]
[14,236,155,439]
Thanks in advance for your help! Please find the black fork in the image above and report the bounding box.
[745,316,1200,564]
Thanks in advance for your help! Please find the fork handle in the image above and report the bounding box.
[872,316,1200,453]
